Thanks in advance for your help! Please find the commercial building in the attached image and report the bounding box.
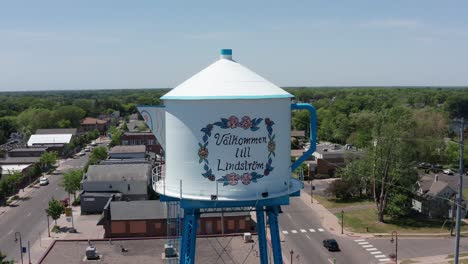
[108,145,146,160]
[98,200,254,238]
[121,132,162,155]
[80,164,152,214]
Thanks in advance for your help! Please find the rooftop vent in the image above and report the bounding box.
[220,49,233,60]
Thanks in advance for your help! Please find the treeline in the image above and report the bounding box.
[0,89,168,143]
[290,87,468,167]
[0,87,467,149]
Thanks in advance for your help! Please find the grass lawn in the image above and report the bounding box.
[400,260,419,264]
[314,195,374,209]
[337,208,468,234]
[447,253,468,259]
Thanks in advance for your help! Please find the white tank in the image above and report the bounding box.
[141,49,301,201]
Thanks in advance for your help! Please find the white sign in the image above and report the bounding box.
[198,115,276,186]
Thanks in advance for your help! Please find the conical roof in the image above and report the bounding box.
[161,50,293,100]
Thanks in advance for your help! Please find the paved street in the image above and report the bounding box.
[369,237,468,260]
[0,154,88,263]
[279,195,377,264]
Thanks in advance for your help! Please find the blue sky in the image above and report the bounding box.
[1,0,467,91]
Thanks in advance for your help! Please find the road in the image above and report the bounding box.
[279,189,468,264]
[369,237,468,260]
[279,195,377,264]
[0,154,88,262]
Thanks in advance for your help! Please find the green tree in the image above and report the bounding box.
[108,126,122,147]
[45,198,65,225]
[0,173,23,198]
[16,108,58,136]
[39,151,58,172]
[369,107,419,222]
[0,251,14,264]
[86,146,108,171]
[60,170,83,200]
[55,105,86,128]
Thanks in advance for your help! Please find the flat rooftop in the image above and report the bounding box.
[85,164,151,182]
[109,145,146,154]
[40,236,260,264]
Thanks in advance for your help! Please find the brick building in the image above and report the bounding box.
[121,132,162,155]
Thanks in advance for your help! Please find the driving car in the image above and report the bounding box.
[323,239,340,251]
[39,177,49,186]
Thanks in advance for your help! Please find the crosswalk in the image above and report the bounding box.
[354,239,391,262]
[282,228,325,235]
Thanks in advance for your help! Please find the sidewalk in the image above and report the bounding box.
[299,187,468,239]
[401,254,468,264]
[29,205,105,263]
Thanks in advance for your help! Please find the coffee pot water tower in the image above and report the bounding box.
[139,49,316,264]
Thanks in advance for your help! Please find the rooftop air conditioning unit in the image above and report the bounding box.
[243,232,253,243]
[164,243,178,258]
[86,246,99,260]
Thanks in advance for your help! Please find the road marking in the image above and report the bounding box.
[375,255,387,258]
[300,229,307,233]
[354,239,365,242]
[7,230,13,235]
[318,228,325,232]
[362,245,373,248]
[291,230,298,233]
[26,212,31,217]
[309,229,316,232]
[286,213,292,220]
[379,259,391,262]
[282,231,288,234]
[305,234,312,240]
[366,248,377,251]
[358,241,369,245]
[370,251,382,255]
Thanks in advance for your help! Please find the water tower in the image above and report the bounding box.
[139,49,316,264]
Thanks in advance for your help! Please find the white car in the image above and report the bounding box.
[443,169,454,175]
[84,147,91,152]
[39,177,49,186]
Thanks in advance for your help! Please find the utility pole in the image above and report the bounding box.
[454,117,464,264]
[14,232,23,264]
[341,210,344,234]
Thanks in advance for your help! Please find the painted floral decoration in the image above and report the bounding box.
[198,116,276,186]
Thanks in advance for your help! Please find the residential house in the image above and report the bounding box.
[80,163,152,214]
[98,200,254,238]
[413,173,466,219]
[80,117,109,135]
[312,143,359,176]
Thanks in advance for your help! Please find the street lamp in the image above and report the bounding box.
[14,231,24,264]
[289,250,294,264]
[390,231,398,263]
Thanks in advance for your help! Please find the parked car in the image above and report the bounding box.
[431,164,443,172]
[84,147,91,152]
[323,239,340,251]
[39,177,49,186]
[418,162,431,169]
[91,141,97,146]
[443,169,454,175]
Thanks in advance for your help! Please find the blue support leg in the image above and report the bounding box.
[256,207,268,264]
[267,206,283,264]
[180,209,199,264]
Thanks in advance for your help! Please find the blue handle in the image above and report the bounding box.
[291,103,317,171]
